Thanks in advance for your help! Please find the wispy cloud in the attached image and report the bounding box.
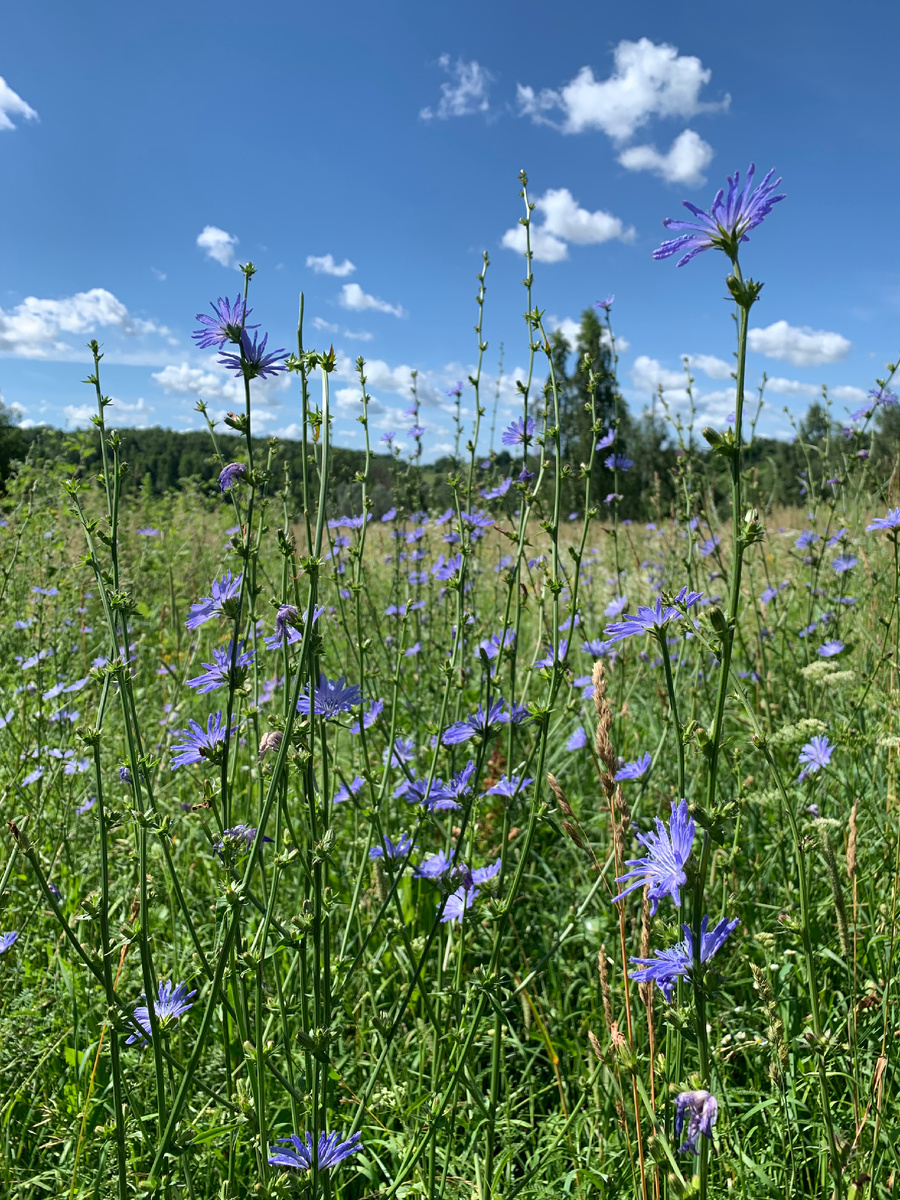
[420,55,493,121]
[307,253,356,277]
[0,76,38,132]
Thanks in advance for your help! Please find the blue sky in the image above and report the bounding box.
[2,0,899,455]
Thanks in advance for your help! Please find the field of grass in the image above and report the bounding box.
[2,178,900,1200]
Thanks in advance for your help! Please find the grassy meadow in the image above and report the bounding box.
[1,175,899,1200]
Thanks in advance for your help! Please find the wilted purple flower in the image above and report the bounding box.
[567,728,588,751]
[185,571,243,629]
[867,508,900,531]
[630,915,739,1001]
[297,675,361,721]
[675,1091,718,1155]
[119,766,132,783]
[126,980,197,1044]
[218,462,247,493]
[269,1130,362,1174]
[486,774,533,798]
[799,735,833,773]
[441,886,478,924]
[192,294,257,348]
[218,329,287,379]
[0,932,18,954]
[264,602,325,650]
[615,752,652,782]
[613,798,694,913]
[171,712,234,769]
[347,698,382,736]
[213,824,273,859]
[605,453,633,471]
[595,429,616,450]
[818,640,845,658]
[653,164,785,267]
[502,415,536,446]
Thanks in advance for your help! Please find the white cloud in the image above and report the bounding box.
[196,225,239,269]
[339,283,406,318]
[343,329,374,342]
[420,55,493,121]
[307,253,356,277]
[0,76,38,132]
[0,288,169,359]
[153,363,235,402]
[501,187,634,264]
[748,320,852,367]
[152,359,289,410]
[547,314,630,352]
[689,353,732,380]
[517,40,728,141]
[64,396,153,429]
[631,355,689,395]
[764,377,820,398]
[313,317,339,333]
[831,385,868,404]
[311,317,373,343]
[151,267,167,281]
[618,129,714,187]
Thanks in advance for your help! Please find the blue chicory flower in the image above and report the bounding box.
[630,915,739,1001]
[268,1130,362,1173]
[613,798,694,913]
[185,571,243,630]
[653,164,785,267]
[126,980,197,1044]
[297,675,362,721]
[614,752,652,782]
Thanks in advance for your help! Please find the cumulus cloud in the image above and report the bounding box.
[517,40,728,142]
[748,320,852,368]
[420,55,493,121]
[631,355,689,396]
[502,187,634,263]
[64,396,153,429]
[0,76,38,132]
[313,317,339,334]
[338,283,406,318]
[764,377,820,398]
[618,128,714,187]
[831,385,868,405]
[689,353,732,380]
[196,225,240,269]
[547,314,630,352]
[307,253,356,277]
[0,288,169,360]
[152,360,289,409]
[311,316,373,343]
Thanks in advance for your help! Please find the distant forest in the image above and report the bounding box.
[2,308,898,519]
